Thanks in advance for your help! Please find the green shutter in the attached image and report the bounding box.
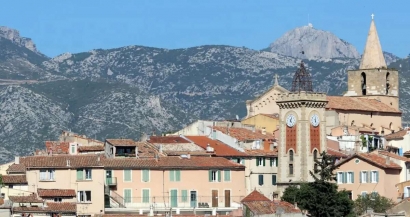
[256,158,259,166]
[176,170,181,181]
[124,169,131,181]
[124,189,131,203]
[142,169,149,182]
[344,172,347,183]
[170,170,175,182]
[181,190,188,202]
[376,171,379,183]
[224,170,231,182]
[77,169,83,180]
[272,175,277,185]
[217,170,221,182]
[263,157,266,166]
[241,158,245,165]
[209,170,212,182]
[171,189,178,207]
[270,158,273,167]
[351,172,354,183]
[142,189,149,203]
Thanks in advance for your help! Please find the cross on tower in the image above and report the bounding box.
[371,13,374,20]
[274,74,279,86]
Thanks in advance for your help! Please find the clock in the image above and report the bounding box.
[286,114,296,127]
[310,114,320,127]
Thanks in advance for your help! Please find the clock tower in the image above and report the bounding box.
[276,62,328,195]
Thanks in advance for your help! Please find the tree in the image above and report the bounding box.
[354,193,395,215]
[281,151,354,217]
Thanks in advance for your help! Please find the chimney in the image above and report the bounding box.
[135,147,138,157]
[66,160,71,167]
[187,153,191,159]
[14,157,20,164]
[159,145,163,153]
[386,156,390,165]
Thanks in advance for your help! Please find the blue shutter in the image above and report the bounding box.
[351,172,354,183]
[77,169,83,180]
[208,170,212,182]
[217,170,221,182]
[376,171,379,183]
[142,189,149,203]
[224,170,231,182]
[258,175,264,186]
[181,190,188,202]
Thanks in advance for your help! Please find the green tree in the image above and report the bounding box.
[354,193,395,215]
[281,151,354,217]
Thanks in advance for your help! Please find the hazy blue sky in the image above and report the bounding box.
[1,0,409,57]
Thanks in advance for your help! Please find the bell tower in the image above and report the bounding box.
[344,14,399,110]
[276,62,328,195]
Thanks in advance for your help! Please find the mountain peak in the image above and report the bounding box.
[0,26,44,56]
[268,25,361,59]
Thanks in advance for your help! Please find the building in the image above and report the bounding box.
[241,113,280,134]
[102,156,246,215]
[335,152,401,201]
[241,189,303,217]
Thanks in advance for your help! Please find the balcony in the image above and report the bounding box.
[106,177,117,186]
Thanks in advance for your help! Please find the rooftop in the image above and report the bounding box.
[78,145,105,152]
[37,189,76,197]
[106,139,136,147]
[186,136,247,157]
[326,96,401,114]
[45,141,70,154]
[102,156,245,170]
[149,136,191,143]
[337,152,402,170]
[241,190,301,215]
[13,202,76,213]
[9,194,43,203]
[2,175,27,184]
[245,149,277,157]
[385,129,408,140]
[241,190,271,202]
[211,126,274,141]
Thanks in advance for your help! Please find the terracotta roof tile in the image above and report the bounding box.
[149,136,190,143]
[6,163,26,173]
[37,189,76,197]
[260,113,279,119]
[103,156,245,170]
[8,155,104,171]
[102,215,232,217]
[337,152,402,170]
[327,148,348,158]
[45,141,70,154]
[385,130,408,140]
[245,149,277,157]
[136,142,162,158]
[78,145,105,152]
[186,136,248,157]
[241,190,271,202]
[9,194,43,203]
[211,127,274,141]
[326,96,401,113]
[13,202,76,213]
[2,175,27,184]
[377,150,410,162]
[106,139,136,146]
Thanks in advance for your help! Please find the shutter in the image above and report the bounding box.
[359,172,362,183]
[143,189,149,203]
[144,170,150,182]
[256,158,259,166]
[241,158,245,165]
[224,170,231,181]
[181,190,188,202]
[170,170,175,182]
[270,158,273,167]
[259,175,263,185]
[217,170,221,182]
[376,171,379,183]
[272,175,277,185]
[77,169,83,180]
[209,170,212,182]
[343,172,347,183]
[275,157,278,167]
[124,189,131,203]
[263,158,266,166]
[176,170,181,182]
[77,191,81,202]
[368,171,371,183]
[351,172,354,183]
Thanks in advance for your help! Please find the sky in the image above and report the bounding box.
[1,0,409,58]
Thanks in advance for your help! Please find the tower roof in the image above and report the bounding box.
[291,61,313,92]
[359,15,387,69]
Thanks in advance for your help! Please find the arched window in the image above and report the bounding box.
[386,72,390,94]
[361,72,367,95]
[389,122,393,129]
[289,150,294,162]
[313,150,318,161]
[313,150,318,173]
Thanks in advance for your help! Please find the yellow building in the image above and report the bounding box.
[241,113,279,134]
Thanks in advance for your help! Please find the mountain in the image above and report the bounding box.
[0,26,45,57]
[0,25,407,163]
[267,25,361,60]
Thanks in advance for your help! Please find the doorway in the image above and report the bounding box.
[212,190,218,207]
[224,190,230,207]
[106,170,112,185]
[190,191,197,208]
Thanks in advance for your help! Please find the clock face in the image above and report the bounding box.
[310,114,320,127]
[286,114,296,127]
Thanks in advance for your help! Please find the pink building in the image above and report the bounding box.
[102,156,246,215]
[335,152,401,200]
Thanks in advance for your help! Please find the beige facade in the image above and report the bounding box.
[242,156,278,199]
[276,92,328,195]
[241,114,280,134]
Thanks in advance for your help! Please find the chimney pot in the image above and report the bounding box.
[14,157,20,165]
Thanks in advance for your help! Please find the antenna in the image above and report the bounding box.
[235,115,239,121]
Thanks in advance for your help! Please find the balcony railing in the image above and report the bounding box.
[106,177,117,186]
[107,195,244,209]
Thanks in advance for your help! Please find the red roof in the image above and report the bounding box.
[13,202,76,213]
[186,136,248,157]
[245,149,277,157]
[337,152,402,170]
[45,141,70,154]
[78,145,104,152]
[2,175,27,184]
[6,164,26,173]
[326,96,401,114]
[37,189,76,197]
[241,190,300,215]
[385,130,408,140]
[149,136,190,143]
[103,156,245,170]
[377,150,410,162]
[106,139,136,146]
[241,190,271,202]
[9,194,43,203]
[212,126,274,141]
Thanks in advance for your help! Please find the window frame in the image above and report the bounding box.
[360,171,368,183]
[371,170,378,183]
[347,171,354,184]
[77,190,92,203]
[337,172,344,184]
[141,169,150,182]
[39,169,55,181]
[123,169,132,182]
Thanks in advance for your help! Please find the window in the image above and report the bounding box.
[224,170,231,182]
[337,172,344,184]
[256,157,265,167]
[371,191,378,198]
[371,171,379,183]
[8,185,13,189]
[142,169,150,182]
[272,175,277,185]
[76,169,92,180]
[124,189,132,203]
[209,170,221,182]
[289,164,294,175]
[360,171,368,183]
[347,172,354,184]
[361,191,367,198]
[142,189,150,203]
[124,169,132,182]
[169,170,181,182]
[54,197,62,202]
[181,190,188,202]
[77,191,92,203]
[361,72,367,95]
[289,150,294,162]
[258,175,264,186]
[270,158,278,167]
[70,145,76,154]
[40,169,55,181]
[313,150,318,161]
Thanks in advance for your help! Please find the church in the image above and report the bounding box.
[244,16,402,195]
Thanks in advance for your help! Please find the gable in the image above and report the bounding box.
[248,85,289,105]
